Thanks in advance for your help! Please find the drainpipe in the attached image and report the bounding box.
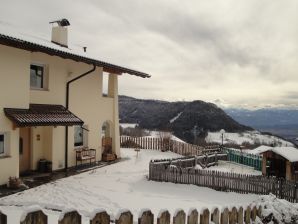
[65,64,96,171]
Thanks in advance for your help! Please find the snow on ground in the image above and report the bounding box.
[206,131,293,147]
[259,194,298,223]
[120,123,138,128]
[0,148,260,223]
[197,161,262,175]
[142,130,185,143]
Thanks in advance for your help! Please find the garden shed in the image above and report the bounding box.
[261,147,298,181]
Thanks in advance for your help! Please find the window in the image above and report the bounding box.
[30,64,46,89]
[74,126,83,147]
[102,73,109,97]
[0,133,9,156]
[0,134,4,155]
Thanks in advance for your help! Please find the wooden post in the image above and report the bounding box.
[250,206,257,222]
[90,210,110,224]
[116,211,133,224]
[229,207,237,224]
[138,210,154,224]
[244,207,251,224]
[187,209,198,224]
[257,205,262,218]
[238,207,244,224]
[20,210,47,224]
[211,208,220,224]
[220,208,229,224]
[286,161,292,181]
[59,211,81,224]
[173,210,186,224]
[157,210,170,224]
[200,208,210,224]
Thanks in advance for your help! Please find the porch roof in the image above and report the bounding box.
[4,104,83,127]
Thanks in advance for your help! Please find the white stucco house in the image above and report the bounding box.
[0,19,150,185]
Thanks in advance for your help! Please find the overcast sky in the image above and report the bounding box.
[0,0,297,109]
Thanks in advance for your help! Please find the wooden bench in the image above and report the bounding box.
[75,147,96,167]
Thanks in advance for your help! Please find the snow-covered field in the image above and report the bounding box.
[0,148,261,223]
[206,131,293,147]
[198,161,261,176]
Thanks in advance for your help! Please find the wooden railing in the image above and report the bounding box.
[120,136,220,156]
[149,158,298,203]
[1,204,263,224]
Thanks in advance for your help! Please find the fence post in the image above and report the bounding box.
[279,178,283,199]
[138,210,154,224]
[250,206,257,222]
[229,207,237,224]
[244,206,251,224]
[116,210,133,224]
[237,207,243,224]
[187,209,198,224]
[0,211,7,224]
[211,208,220,224]
[20,210,47,224]
[220,208,229,224]
[157,210,170,224]
[257,205,262,218]
[200,208,210,224]
[90,210,110,224]
[59,211,81,224]
[173,210,186,224]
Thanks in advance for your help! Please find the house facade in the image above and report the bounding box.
[0,20,149,185]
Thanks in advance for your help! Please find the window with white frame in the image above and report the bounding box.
[74,125,88,147]
[30,63,48,89]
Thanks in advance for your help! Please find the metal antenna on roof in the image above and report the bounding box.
[49,19,70,27]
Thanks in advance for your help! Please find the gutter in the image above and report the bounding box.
[65,64,96,171]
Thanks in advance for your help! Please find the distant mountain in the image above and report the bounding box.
[225,108,298,140]
[119,96,252,143]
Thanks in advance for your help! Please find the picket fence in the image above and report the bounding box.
[149,158,298,203]
[0,205,263,224]
[120,136,220,156]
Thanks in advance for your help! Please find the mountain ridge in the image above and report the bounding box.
[119,95,252,143]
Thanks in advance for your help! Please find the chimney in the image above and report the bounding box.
[49,19,70,48]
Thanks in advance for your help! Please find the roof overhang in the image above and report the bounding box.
[261,147,298,163]
[0,33,150,78]
[4,104,84,127]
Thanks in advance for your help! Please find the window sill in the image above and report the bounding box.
[30,88,49,91]
[0,155,11,159]
[102,95,114,99]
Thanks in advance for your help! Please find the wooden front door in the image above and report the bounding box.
[19,128,31,174]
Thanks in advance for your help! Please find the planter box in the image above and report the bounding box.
[102,153,117,162]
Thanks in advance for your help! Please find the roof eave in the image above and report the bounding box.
[0,34,151,78]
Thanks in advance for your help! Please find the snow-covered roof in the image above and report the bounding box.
[248,145,274,155]
[261,146,298,162]
[0,22,150,78]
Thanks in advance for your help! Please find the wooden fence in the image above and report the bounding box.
[149,158,298,203]
[0,205,263,224]
[120,136,220,156]
[152,154,228,169]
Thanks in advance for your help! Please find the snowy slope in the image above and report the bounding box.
[206,131,293,147]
